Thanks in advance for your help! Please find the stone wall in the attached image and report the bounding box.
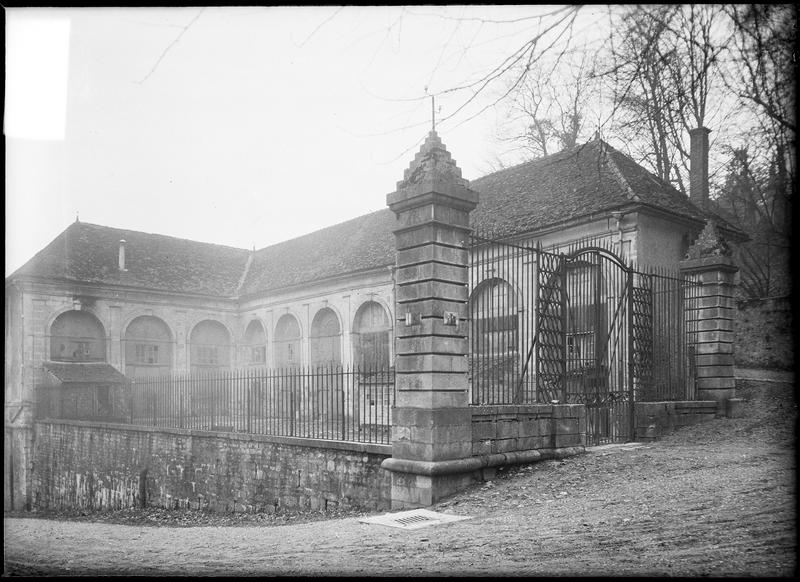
[734,297,793,370]
[32,421,391,513]
[633,401,718,441]
[471,404,586,454]
[4,426,34,511]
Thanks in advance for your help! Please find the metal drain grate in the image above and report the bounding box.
[395,514,434,527]
[359,508,471,530]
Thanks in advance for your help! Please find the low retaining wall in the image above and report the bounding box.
[32,420,391,513]
[634,401,718,441]
[471,404,586,455]
[30,400,713,512]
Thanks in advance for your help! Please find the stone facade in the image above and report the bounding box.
[4,272,394,510]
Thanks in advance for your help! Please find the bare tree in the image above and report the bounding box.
[599,5,733,195]
[409,5,794,299]
[406,6,585,131]
[501,50,596,158]
[723,5,796,134]
[721,4,795,231]
[715,147,792,298]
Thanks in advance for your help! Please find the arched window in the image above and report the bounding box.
[310,308,341,367]
[124,315,172,377]
[564,260,608,366]
[50,311,106,362]
[353,301,391,369]
[274,314,301,368]
[243,320,267,365]
[189,320,231,372]
[471,278,518,354]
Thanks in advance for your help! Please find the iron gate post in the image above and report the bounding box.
[560,264,568,403]
[627,265,635,441]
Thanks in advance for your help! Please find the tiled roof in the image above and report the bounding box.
[239,210,397,296]
[12,222,251,297]
[43,362,128,384]
[469,139,710,237]
[11,137,737,298]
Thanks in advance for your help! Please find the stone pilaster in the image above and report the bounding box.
[382,131,479,508]
[681,220,738,412]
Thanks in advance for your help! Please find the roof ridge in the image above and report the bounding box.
[601,144,640,202]
[472,139,602,183]
[234,251,254,297]
[72,221,251,253]
[601,142,684,198]
[252,207,391,255]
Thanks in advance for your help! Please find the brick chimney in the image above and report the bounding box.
[118,239,127,271]
[689,127,711,209]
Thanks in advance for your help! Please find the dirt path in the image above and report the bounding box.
[4,378,795,576]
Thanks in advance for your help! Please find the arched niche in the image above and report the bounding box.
[124,315,173,377]
[50,310,106,362]
[242,319,267,366]
[274,313,302,368]
[309,307,341,367]
[352,301,391,369]
[189,320,231,372]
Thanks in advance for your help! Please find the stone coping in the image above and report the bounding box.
[34,419,392,456]
[635,400,717,410]
[470,403,583,415]
[680,254,737,273]
[381,446,584,476]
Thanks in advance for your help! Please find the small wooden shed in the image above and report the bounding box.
[38,362,129,422]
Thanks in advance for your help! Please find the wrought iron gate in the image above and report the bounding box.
[469,234,700,445]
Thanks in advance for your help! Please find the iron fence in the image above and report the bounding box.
[468,232,704,438]
[38,364,395,445]
[639,266,703,401]
[468,232,536,405]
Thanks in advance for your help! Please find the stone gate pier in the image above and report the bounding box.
[681,220,739,414]
[382,131,480,508]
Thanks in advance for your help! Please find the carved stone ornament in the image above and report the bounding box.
[685,219,731,259]
[397,130,469,190]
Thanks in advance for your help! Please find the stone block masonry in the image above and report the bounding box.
[634,401,718,441]
[681,221,739,412]
[31,421,391,513]
[471,404,586,455]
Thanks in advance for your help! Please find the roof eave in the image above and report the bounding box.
[8,273,240,302]
[238,261,395,303]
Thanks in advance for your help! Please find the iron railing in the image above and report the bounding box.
[468,233,703,407]
[468,232,536,405]
[38,364,395,445]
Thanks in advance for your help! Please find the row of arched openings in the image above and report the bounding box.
[48,301,392,377]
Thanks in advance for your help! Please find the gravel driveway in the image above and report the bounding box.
[4,375,795,576]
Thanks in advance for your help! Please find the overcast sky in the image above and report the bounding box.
[5,6,608,276]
